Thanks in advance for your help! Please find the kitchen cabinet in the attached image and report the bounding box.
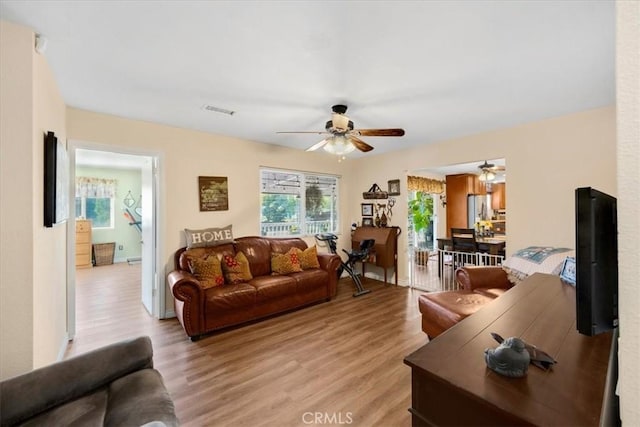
[491,182,506,210]
[472,176,487,195]
[445,174,485,234]
[75,219,92,269]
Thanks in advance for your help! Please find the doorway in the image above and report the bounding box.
[406,159,506,291]
[67,142,162,340]
[407,190,440,291]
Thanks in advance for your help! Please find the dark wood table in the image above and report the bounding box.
[436,237,506,255]
[436,237,506,277]
[404,273,618,426]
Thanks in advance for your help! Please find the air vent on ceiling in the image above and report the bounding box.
[202,104,235,116]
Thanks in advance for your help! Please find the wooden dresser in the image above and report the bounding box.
[404,273,618,426]
[352,226,400,285]
[75,219,92,269]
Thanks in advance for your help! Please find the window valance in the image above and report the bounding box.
[76,177,117,198]
[407,176,445,194]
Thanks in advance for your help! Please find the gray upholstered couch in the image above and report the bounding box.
[0,336,178,427]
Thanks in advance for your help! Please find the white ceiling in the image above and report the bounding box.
[1,1,615,165]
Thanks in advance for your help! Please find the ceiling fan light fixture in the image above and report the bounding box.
[331,113,350,131]
[478,170,496,182]
[323,135,355,155]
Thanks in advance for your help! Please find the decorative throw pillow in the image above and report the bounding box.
[294,245,321,270]
[221,251,253,284]
[184,224,233,249]
[188,255,225,289]
[271,248,303,275]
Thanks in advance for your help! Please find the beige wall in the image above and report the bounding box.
[347,106,616,284]
[66,108,350,310]
[32,47,68,368]
[617,1,640,424]
[0,20,67,378]
[0,20,35,379]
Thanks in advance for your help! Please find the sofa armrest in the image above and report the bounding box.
[317,253,342,297]
[167,270,204,302]
[167,270,205,338]
[456,266,513,291]
[0,336,154,426]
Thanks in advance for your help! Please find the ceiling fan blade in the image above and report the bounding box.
[348,135,374,152]
[306,139,329,152]
[356,128,405,137]
[277,131,331,136]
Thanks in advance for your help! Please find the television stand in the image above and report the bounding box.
[404,273,618,426]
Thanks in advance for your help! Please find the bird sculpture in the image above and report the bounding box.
[485,337,531,378]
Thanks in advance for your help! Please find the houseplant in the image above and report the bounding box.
[409,191,434,265]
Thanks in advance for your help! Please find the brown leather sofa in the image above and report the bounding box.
[167,236,341,341]
[418,266,514,339]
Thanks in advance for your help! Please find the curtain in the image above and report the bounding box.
[407,176,445,194]
[75,177,117,198]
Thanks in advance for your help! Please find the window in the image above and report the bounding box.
[260,168,339,237]
[75,176,117,229]
[75,196,115,229]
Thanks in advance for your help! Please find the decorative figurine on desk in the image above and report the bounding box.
[380,211,388,227]
[485,336,530,378]
[490,332,557,371]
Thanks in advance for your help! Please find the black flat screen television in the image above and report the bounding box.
[43,131,57,228]
[575,187,618,336]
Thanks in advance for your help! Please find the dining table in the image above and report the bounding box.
[435,236,506,277]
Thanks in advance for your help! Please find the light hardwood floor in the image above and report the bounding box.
[68,263,429,426]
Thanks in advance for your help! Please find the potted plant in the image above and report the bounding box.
[409,191,434,265]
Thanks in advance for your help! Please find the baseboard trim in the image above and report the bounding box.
[362,272,408,286]
[163,310,176,319]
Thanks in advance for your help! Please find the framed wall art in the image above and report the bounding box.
[361,203,374,217]
[198,176,229,211]
[362,217,374,227]
[388,179,401,196]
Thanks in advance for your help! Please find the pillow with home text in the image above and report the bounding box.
[185,224,233,249]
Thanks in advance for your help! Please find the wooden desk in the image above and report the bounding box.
[404,273,618,426]
[352,226,400,285]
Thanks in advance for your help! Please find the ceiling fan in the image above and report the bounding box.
[277,105,405,155]
[477,160,506,182]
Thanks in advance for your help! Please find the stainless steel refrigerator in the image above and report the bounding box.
[467,194,490,227]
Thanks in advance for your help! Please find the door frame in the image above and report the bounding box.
[66,139,164,340]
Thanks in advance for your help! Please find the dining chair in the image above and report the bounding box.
[451,228,478,252]
[450,228,479,270]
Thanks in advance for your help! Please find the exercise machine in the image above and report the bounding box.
[315,233,375,297]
